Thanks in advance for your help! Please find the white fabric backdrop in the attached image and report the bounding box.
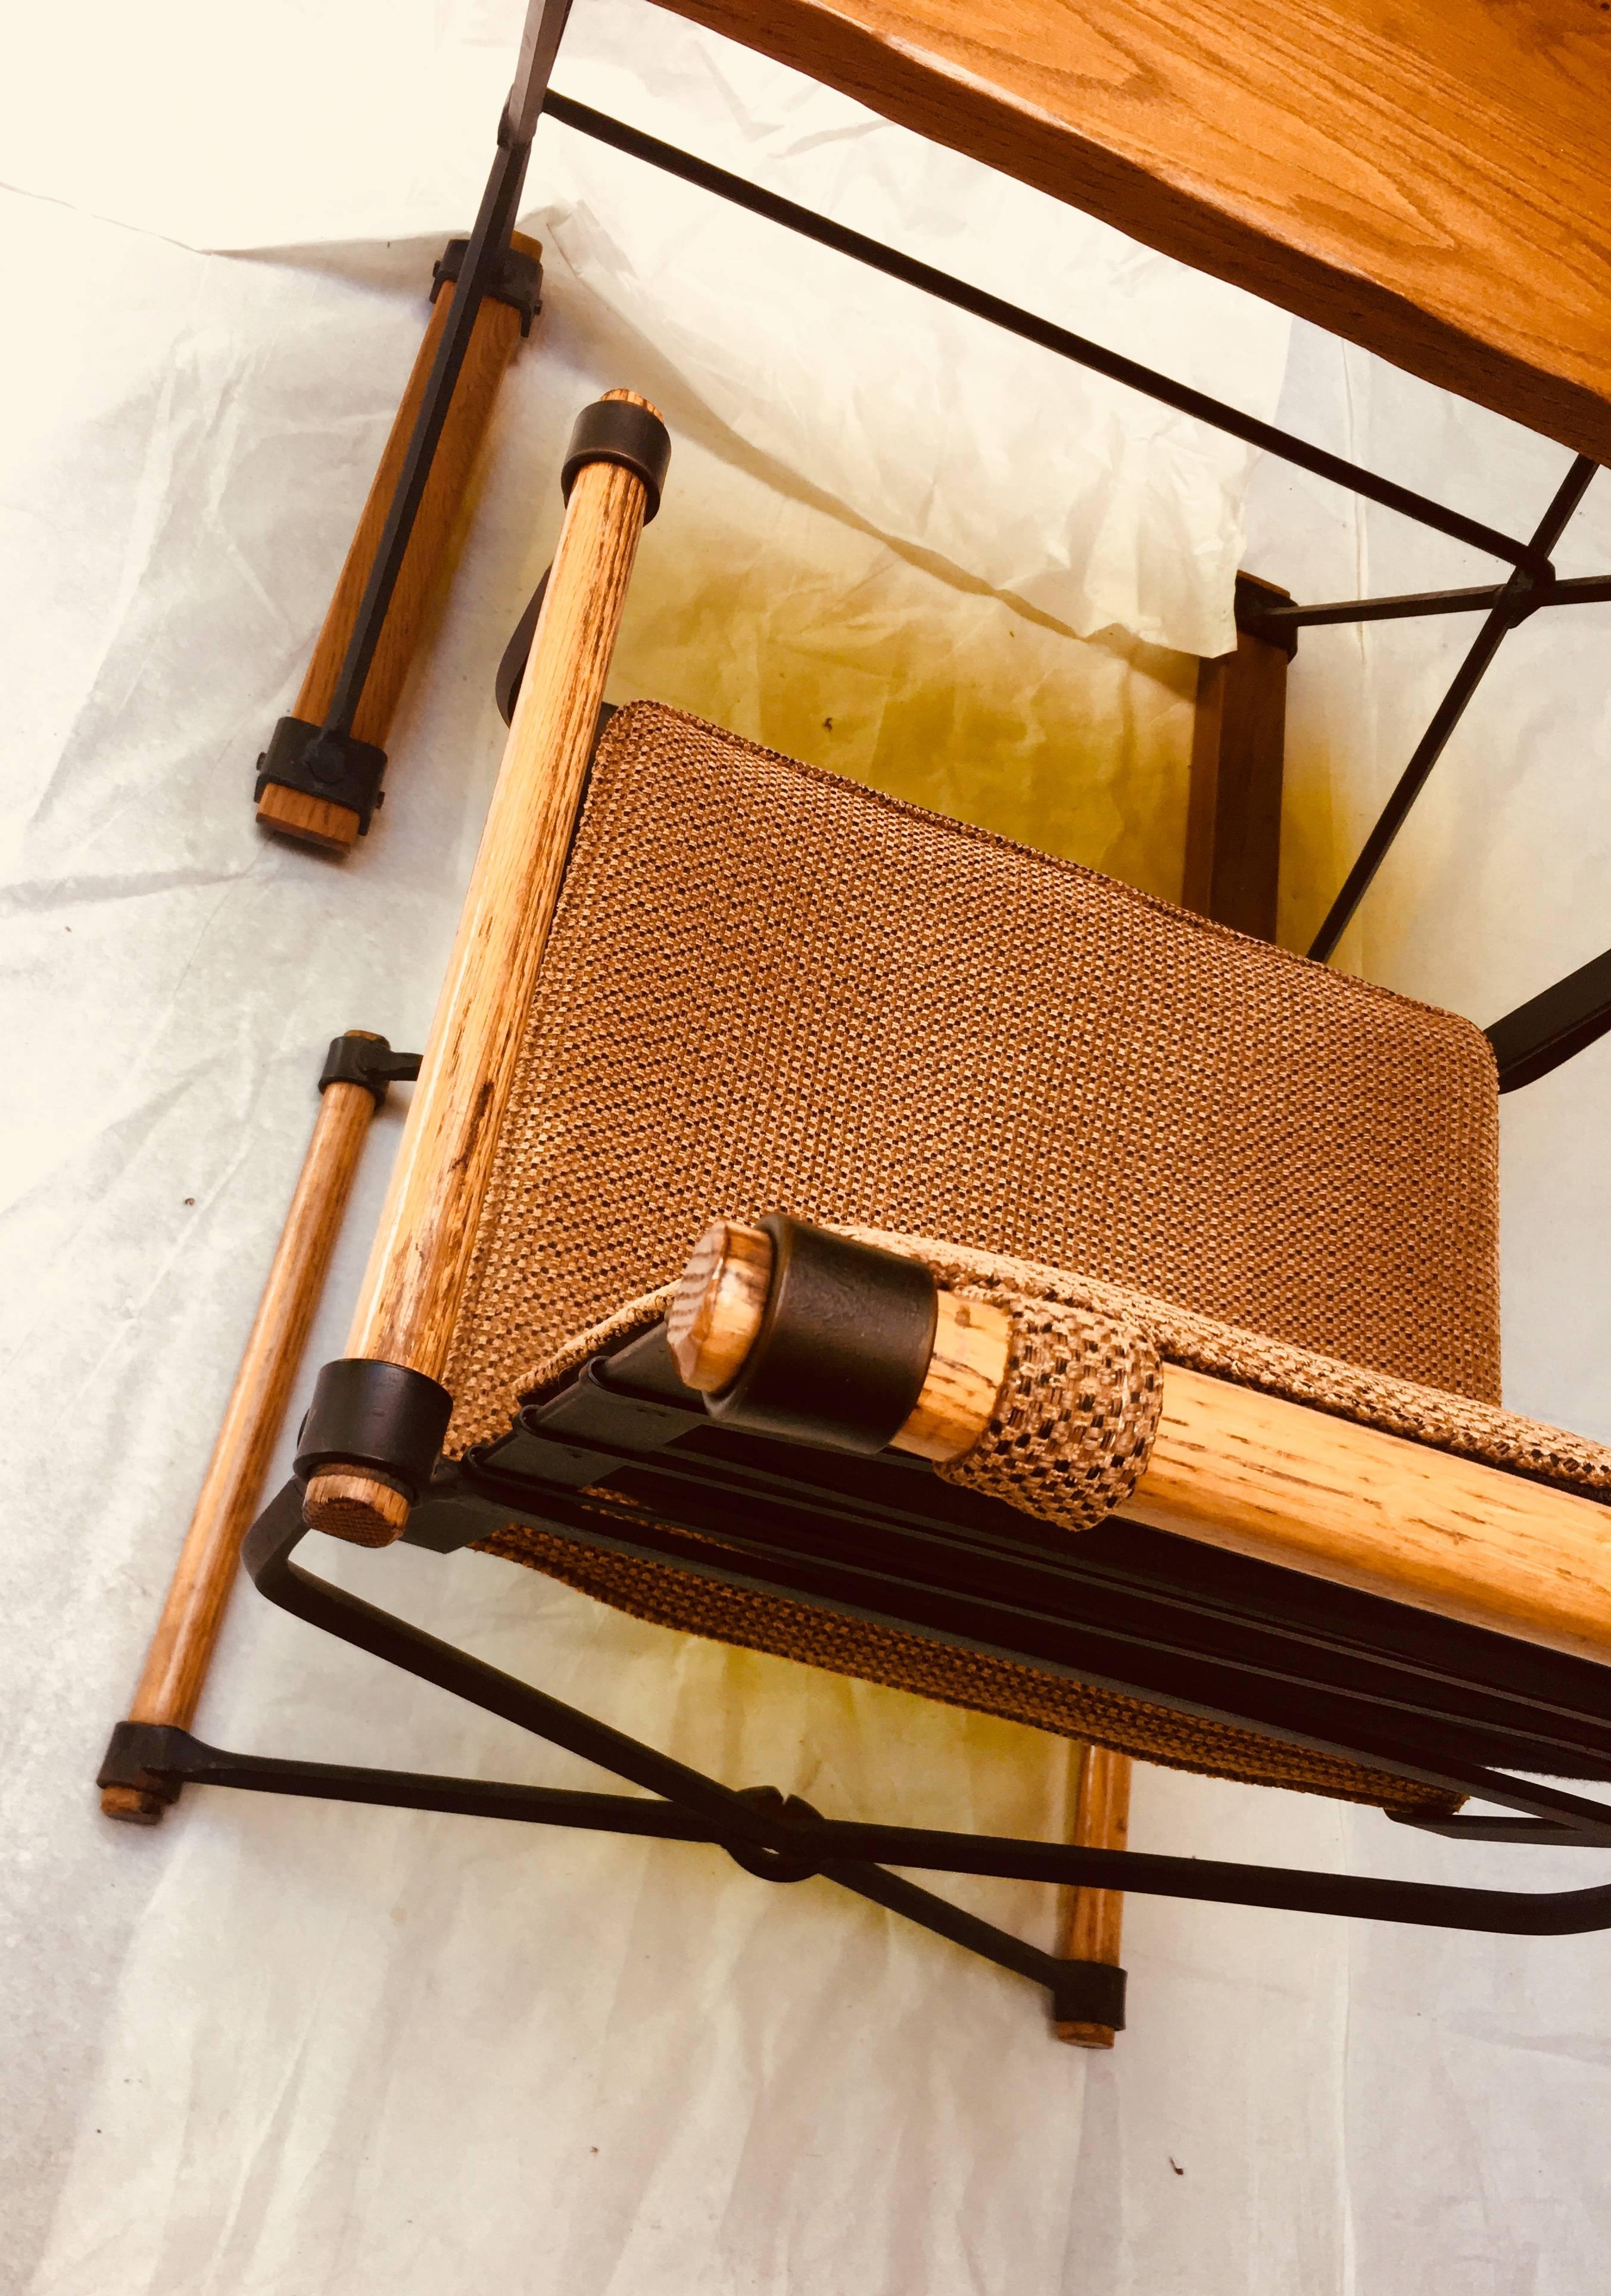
[4,2,1609,2289]
[0,0,1288,657]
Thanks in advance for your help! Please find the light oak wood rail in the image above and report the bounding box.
[257,236,541,853]
[1055,1744,1132,2050]
[670,1219,1611,1668]
[1184,574,1291,943]
[303,392,662,1545]
[102,1060,380,1823]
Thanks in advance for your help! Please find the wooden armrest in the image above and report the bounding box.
[672,1219,1611,1668]
[301,392,666,1545]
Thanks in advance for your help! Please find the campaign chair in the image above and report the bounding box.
[103,396,1611,2041]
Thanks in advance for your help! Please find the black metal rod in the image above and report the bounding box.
[1487,943,1611,1093]
[815,1854,1075,1996]
[322,132,531,738]
[101,1723,1118,2016]
[105,1696,1611,1943]
[1247,570,1611,634]
[244,1486,788,1854]
[490,1484,1611,1842]
[465,1449,1611,1783]
[1307,456,1600,963]
[539,91,1550,580]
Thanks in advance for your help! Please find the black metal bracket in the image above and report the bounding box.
[431,234,543,335]
[294,1359,454,1503]
[317,1032,422,1108]
[254,717,389,834]
[559,397,671,522]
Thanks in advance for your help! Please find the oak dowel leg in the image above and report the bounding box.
[1182,572,1295,941]
[1055,1744,1133,2048]
[256,235,543,854]
[102,1057,382,1823]
[303,391,663,1546]
[1062,574,1294,2033]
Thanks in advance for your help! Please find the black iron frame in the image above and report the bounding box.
[529,90,1610,1017]
[104,1297,1611,2029]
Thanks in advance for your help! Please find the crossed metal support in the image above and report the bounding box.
[97,1477,1611,2038]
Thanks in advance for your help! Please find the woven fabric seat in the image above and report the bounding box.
[442,700,1506,1810]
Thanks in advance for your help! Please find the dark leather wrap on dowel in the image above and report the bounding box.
[705,1216,937,1453]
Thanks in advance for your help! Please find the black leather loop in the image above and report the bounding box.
[559,398,671,522]
[294,1359,454,1500]
[705,1215,937,1455]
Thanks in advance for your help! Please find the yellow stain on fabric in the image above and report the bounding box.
[607,450,1198,904]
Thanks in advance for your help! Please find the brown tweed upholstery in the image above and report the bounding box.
[443,701,1504,1810]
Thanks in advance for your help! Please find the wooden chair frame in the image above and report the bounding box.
[107,0,1611,2038]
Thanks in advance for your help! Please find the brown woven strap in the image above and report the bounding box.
[938,1285,1163,1531]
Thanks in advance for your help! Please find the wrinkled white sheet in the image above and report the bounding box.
[4,4,1610,2290]
[0,0,1289,657]
[1248,323,1611,2291]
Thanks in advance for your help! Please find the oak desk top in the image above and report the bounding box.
[658,0,1611,466]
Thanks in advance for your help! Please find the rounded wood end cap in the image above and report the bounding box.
[668,1219,772,1392]
[101,1784,167,1826]
[302,1471,410,1548]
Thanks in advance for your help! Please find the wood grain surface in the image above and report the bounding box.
[257,235,541,851]
[102,1065,378,1822]
[654,0,1611,462]
[1055,1742,1132,2048]
[668,1219,1611,1665]
[669,1218,775,1392]
[303,392,660,1544]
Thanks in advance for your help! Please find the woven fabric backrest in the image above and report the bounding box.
[445,703,1500,1452]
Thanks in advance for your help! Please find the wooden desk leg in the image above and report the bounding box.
[101,1047,382,1822]
[256,235,542,853]
[1055,1743,1133,2048]
[1060,566,1294,2038]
